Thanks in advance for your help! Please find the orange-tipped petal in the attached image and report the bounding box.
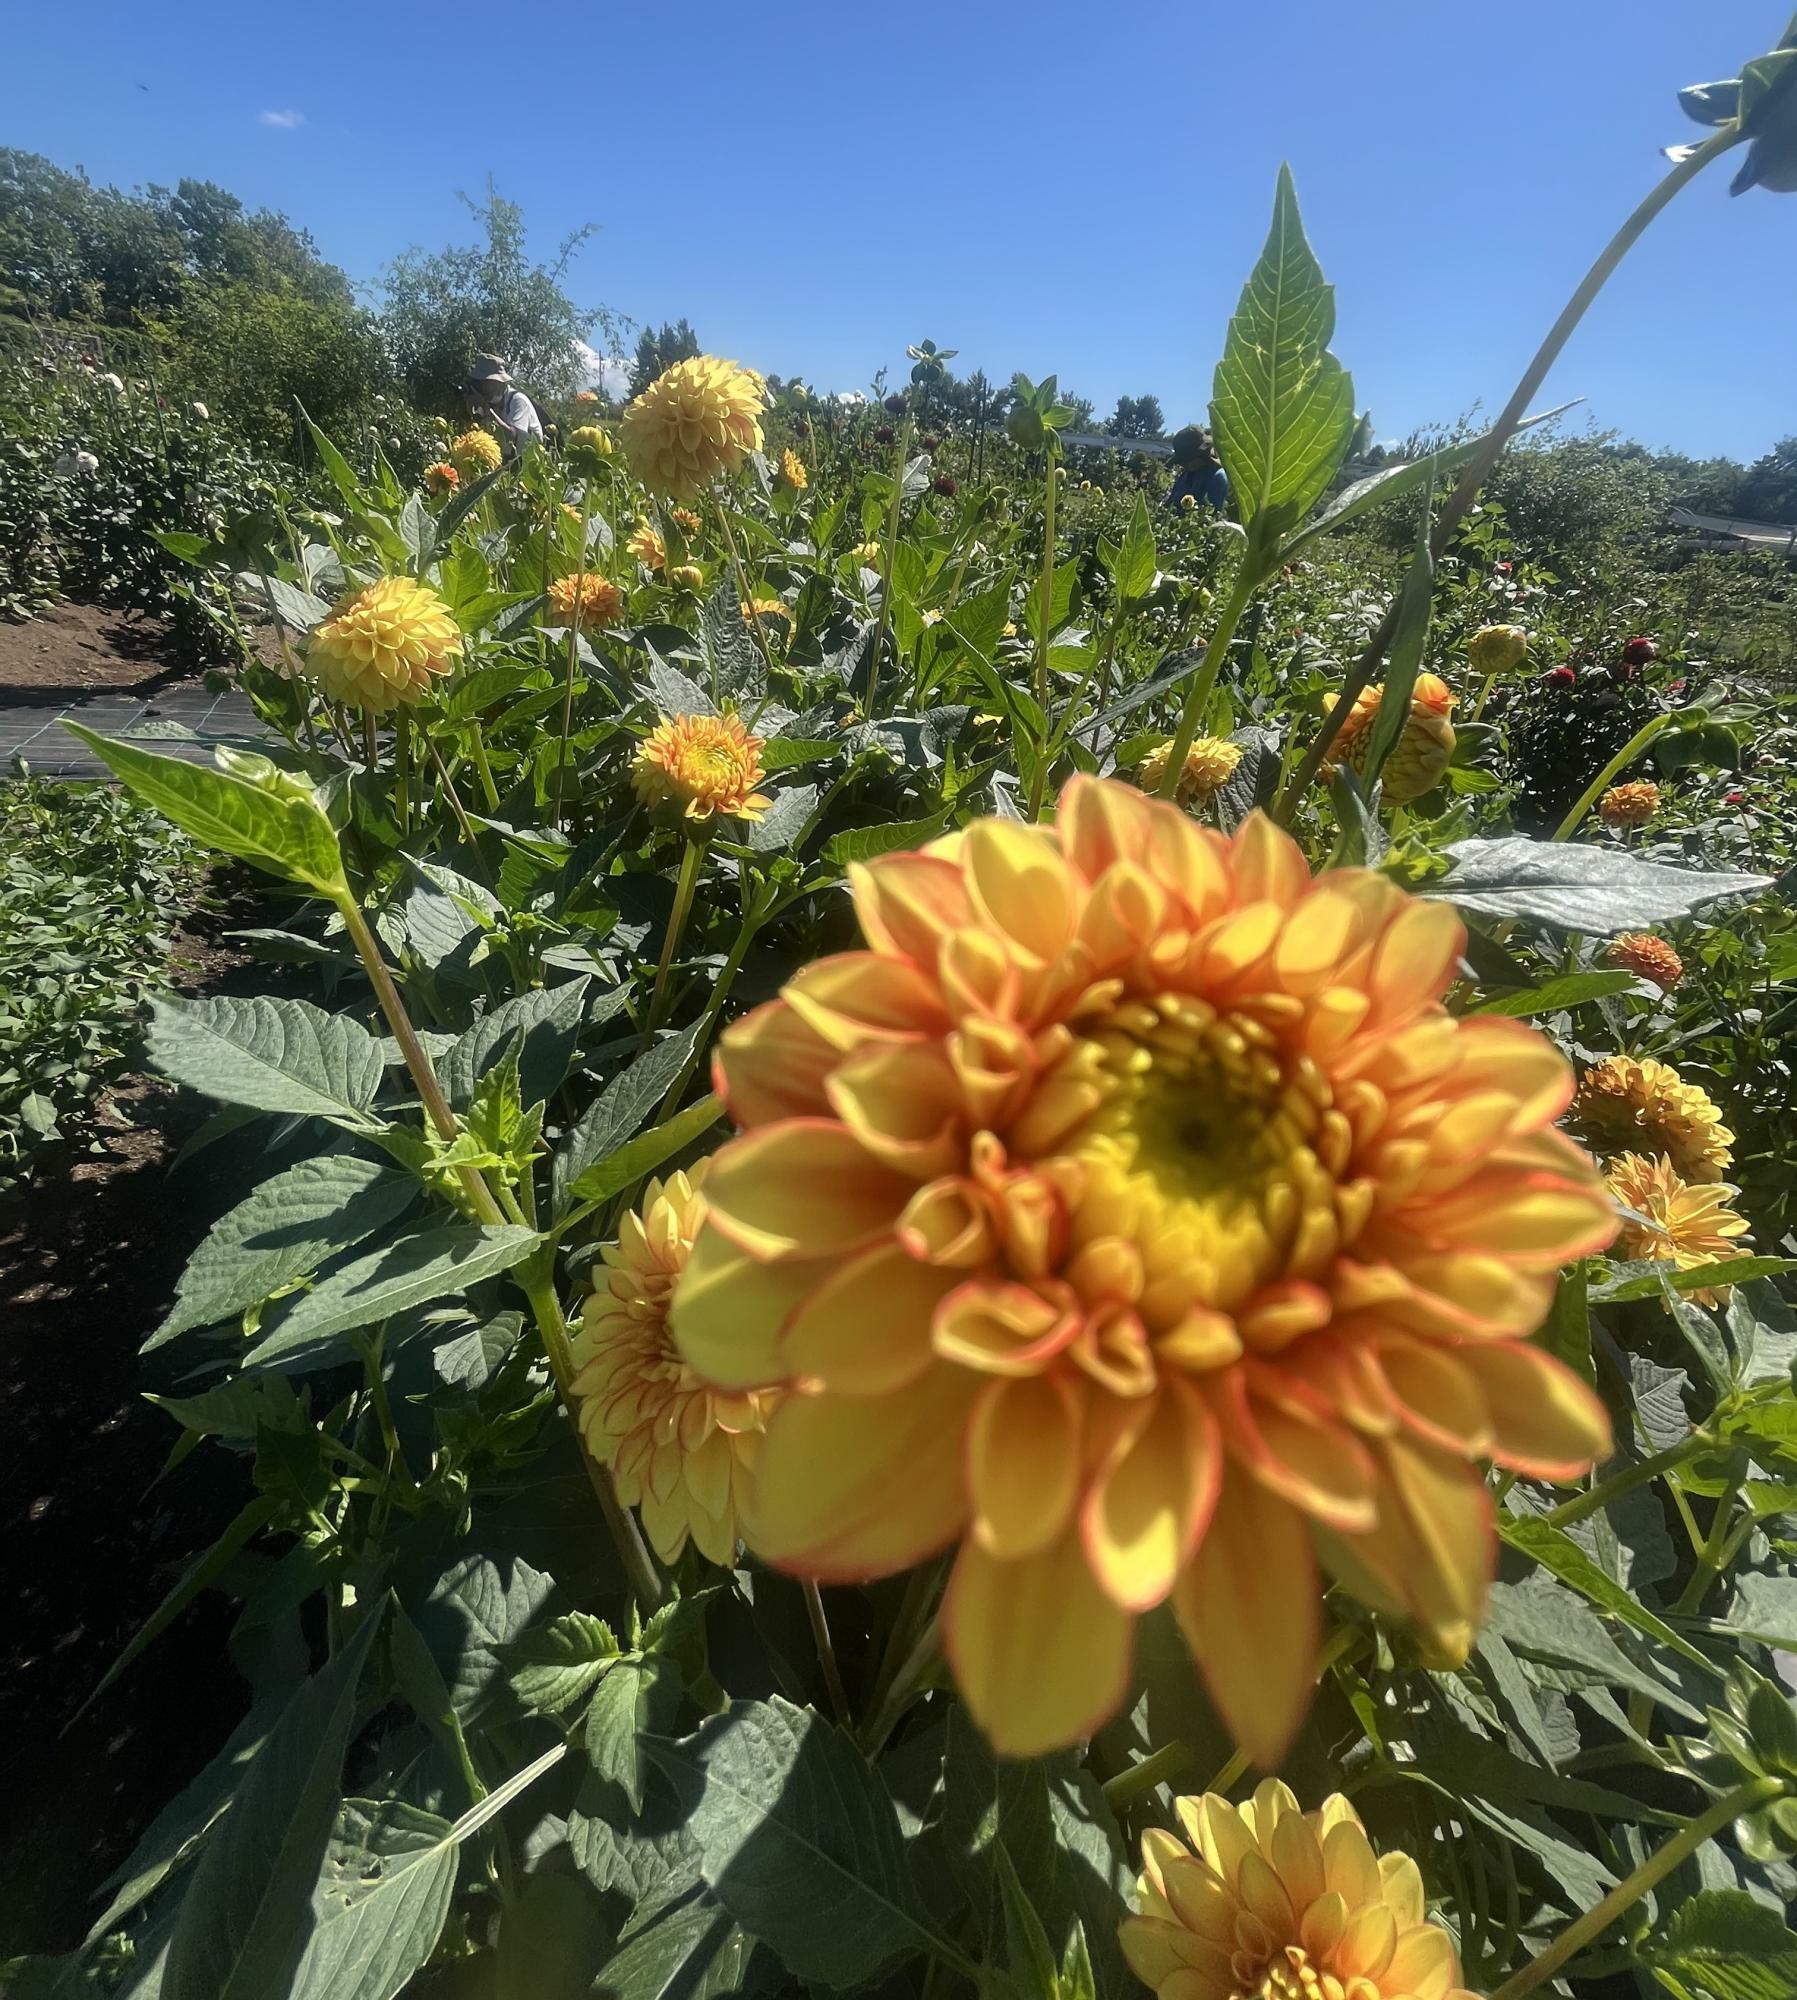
[1459,1340,1612,1480]
[779,1239,959,1395]
[966,1372,1084,1559]
[702,1120,916,1260]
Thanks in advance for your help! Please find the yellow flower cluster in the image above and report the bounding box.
[570,423,614,460]
[306,577,461,715]
[629,524,667,572]
[633,712,772,822]
[779,448,808,490]
[1325,674,1456,804]
[669,777,1613,1759]
[620,355,765,498]
[741,593,794,627]
[1136,735,1243,808]
[1123,1784,1478,2000]
[570,1166,774,1563]
[450,428,502,477]
[1467,623,1529,674]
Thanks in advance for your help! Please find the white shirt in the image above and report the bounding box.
[494,387,543,451]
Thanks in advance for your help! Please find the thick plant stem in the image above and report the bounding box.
[1490,1777,1783,2000]
[518,1265,666,1614]
[335,894,506,1228]
[1272,127,1740,827]
[468,723,501,811]
[1156,566,1258,802]
[647,834,704,1038]
[1025,458,1059,819]
[1543,1432,1710,1529]
[1551,714,1674,841]
[802,1581,851,1725]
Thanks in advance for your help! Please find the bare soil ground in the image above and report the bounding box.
[0,884,270,1956]
[0,600,213,707]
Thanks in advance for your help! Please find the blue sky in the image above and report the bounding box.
[10,2,1795,462]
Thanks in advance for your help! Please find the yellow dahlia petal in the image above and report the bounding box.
[967,1372,1084,1559]
[1081,1385,1220,1610]
[670,1222,816,1389]
[943,1532,1135,1757]
[779,1240,956,1393]
[620,354,765,497]
[305,576,461,715]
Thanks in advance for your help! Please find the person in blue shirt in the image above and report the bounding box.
[1167,425,1230,513]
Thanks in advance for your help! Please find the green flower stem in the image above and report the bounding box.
[468,722,502,812]
[334,891,507,1229]
[1550,713,1674,841]
[1273,125,1741,828]
[517,1260,666,1614]
[553,489,596,833]
[1157,565,1259,801]
[856,1613,941,1759]
[1490,1776,1784,2000]
[1101,1739,1198,1810]
[864,414,913,720]
[802,1581,852,1725]
[1542,1432,1712,1529]
[421,728,484,862]
[647,833,704,1040]
[1025,457,1060,820]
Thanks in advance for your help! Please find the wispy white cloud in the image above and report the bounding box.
[259,109,305,129]
[572,340,631,397]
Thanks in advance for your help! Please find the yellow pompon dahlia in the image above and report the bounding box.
[424,460,460,498]
[1606,932,1683,990]
[620,354,765,498]
[570,1166,775,1565]
[1136,736,1244,809]
[1468,623,1529,675]
[633,712,772,822]
[1604,1153,1749,1307]
[629,524,667,572]
[1325,674,1456,804]
[670,778,1614,1761]
[851,539,883,567]
[547,571,624,631]
[742,593,794,627]
[1599,780,1660,829]
[780,448,808,490]
[672,562,706,591]
[1575,1055,1733,1184]
[306,576,461,714]
[451,427,503,477]
[1122,1783,1478,2000]
[672,506,703,536]
[570,422,614,460]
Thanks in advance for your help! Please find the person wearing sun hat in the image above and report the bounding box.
[462,353,546,461]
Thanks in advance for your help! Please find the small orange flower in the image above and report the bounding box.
[570,1166,774,1564]
[306,577,461,714]
[1599,780,1660,829]
[672,778,1613,1761]
[629,524,666,572]
[672,506,703,535]
[574,387,599,405]
[1326,674,1456,804]
[634,712,772,822]
[1122,1783,1478,2000]
[547,572,624,630]
[1576,1055,1733,1184]
[424,460,460,497]
[1606,932,1683,989]
[1604,1152,1749,1307]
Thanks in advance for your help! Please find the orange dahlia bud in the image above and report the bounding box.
[670,778,1614,1761]
[1575,1055,1733,1184]
[629,523,666,572]
[1135,735,1243,808]
[570,1166,775,1564]
[424,460,460,498]
[450,427,502,477]
[671,506,703,536]
[1604,1152,1749,1307]
[1325,673,1456,804]
[306,576,461,714]
[570,422,614,461]
[620,354,765,498]
[779,447,808,490]
[1468,623,1529,675]
[1123,1783,1479,2000]
[1606,932,1683,989]
[546,571,624,631]
[1599,780,1660,828]
[671,562,706,591]
[633,712,772,822]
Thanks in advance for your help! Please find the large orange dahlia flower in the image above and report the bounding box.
[1326,674,1456,805]
[1122,1782,1477,2000]
[633,712,772,823]
[1574,1054,1733,1184]
[671,778,1613,1760]
[1604,1152,1749,1307]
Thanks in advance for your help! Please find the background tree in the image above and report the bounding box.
[1738,436,1797,521]
[1107,392,1165,439]
[629,318,701,396]
[381,181,618,411]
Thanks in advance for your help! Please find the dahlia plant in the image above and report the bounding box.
[30,22,1797,1999]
